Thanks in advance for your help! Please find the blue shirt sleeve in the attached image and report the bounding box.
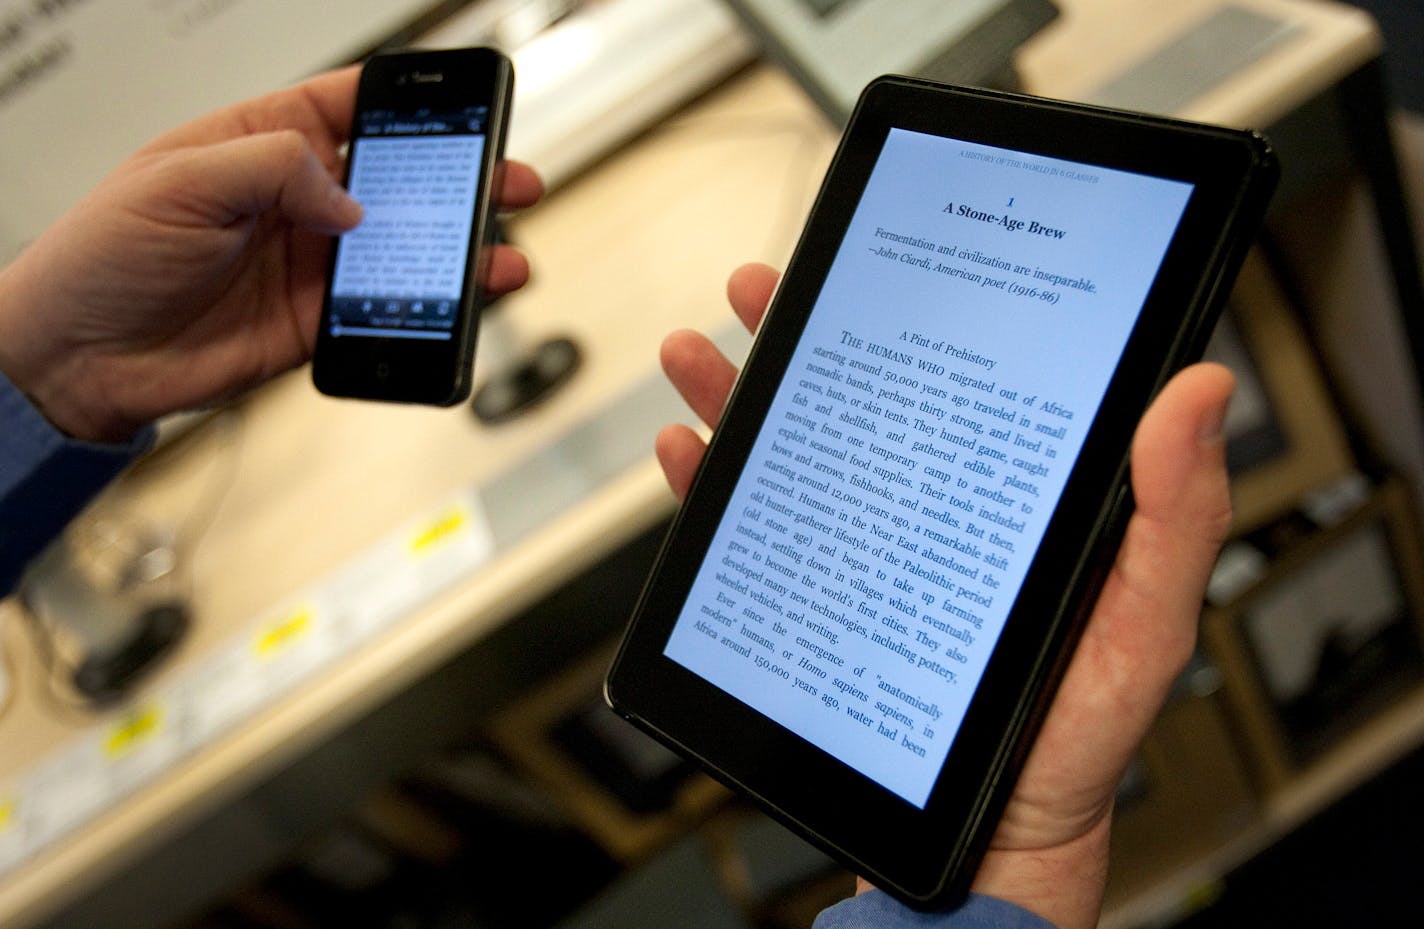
[0,370,154,597]
[814,891,1057,929]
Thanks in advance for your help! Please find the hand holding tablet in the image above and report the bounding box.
[610,76,1276,916]
[660,264,1237,928]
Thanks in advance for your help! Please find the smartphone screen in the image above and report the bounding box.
[313,47,512,406]
[325,105,491,342]
[661,126,1195,808]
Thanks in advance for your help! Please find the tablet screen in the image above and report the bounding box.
[663,127,1194,807]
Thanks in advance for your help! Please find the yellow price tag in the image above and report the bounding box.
[105,705,163,759]
[254,607,313,658]
[408,505,468,556]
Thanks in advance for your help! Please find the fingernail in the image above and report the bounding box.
[331,186,364,228]
[1200,396,1229,444]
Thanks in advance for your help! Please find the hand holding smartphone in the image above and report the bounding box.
[608,76,1276,907]
[313,47,513,406]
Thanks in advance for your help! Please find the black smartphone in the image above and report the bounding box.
[606,76,1277,907]
[312,47,513,406]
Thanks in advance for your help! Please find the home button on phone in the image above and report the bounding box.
[375,362,391,381]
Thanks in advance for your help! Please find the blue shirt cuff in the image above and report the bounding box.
[0,370,155,596]
[813,891,1058,929]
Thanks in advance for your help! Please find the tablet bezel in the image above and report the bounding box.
[607,76,1275,906]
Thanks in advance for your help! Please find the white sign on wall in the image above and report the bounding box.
[0,0,440,265]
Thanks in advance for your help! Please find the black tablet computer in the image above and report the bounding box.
[607,75,1276,908]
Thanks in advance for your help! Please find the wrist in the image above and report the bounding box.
[968,815,1111,929]
[26,377,143,445]
[0,261,139,444]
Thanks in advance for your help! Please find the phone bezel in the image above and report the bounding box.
[312,47,512,406]
[606,76,1276,906]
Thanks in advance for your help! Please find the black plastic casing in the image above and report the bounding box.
[607,75,1277,909]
